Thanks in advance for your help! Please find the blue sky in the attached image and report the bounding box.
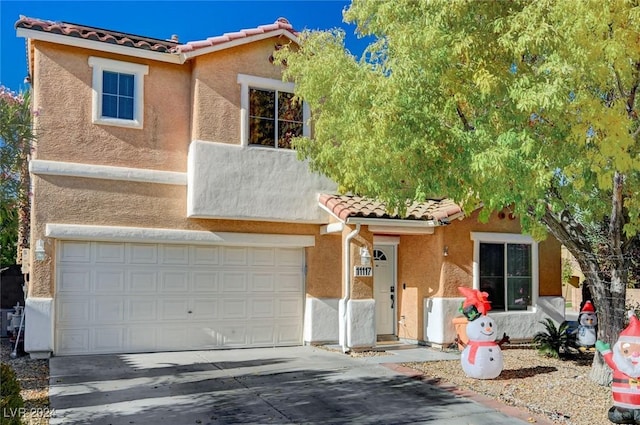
[0,0,369,92]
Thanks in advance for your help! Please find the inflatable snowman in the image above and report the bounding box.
[458,287,505,380]
[575,300,597,351]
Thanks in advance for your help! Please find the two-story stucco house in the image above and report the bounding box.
[16,16,566,358]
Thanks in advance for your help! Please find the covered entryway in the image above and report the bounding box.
[374,244,396,336]
[55,240,304,355]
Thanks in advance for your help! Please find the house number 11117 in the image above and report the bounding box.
[354,266,373,277]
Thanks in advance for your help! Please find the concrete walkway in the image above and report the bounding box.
[48,345,551,424]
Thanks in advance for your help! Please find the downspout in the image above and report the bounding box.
[341,223,361,353]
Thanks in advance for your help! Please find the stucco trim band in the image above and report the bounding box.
[45,223,316,248]
[30,159,187,185]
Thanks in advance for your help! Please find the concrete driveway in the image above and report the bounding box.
[48,345,540,425]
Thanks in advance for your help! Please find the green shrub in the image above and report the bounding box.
[533,318,574,358]
[1,362,24,425]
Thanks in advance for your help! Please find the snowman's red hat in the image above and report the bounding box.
[619,314,640,343]
[581,300,595,314]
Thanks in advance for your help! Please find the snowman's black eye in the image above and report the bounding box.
[480,322,485,327]
[489,322,493,327]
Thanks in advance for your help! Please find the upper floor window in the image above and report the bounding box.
[471,232,539,312]
[88,57,149,129]
[238,74,310,149]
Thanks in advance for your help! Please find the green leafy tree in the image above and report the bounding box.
[1,86,35,266]
[275,0,640,384]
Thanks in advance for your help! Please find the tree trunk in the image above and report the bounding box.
[15,138,30,265]
[540,172,629,386]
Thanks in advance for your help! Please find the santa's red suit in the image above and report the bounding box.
[597,315,640,424]
[601,348,640,409]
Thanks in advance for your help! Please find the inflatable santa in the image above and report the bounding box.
[596,313,640,424]
[458,287,506,380]
[576,300,598,351]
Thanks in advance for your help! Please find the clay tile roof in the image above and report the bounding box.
[319,194,463,223]
[16,16,298,56]
[175,17,298,54]
[15,15,178,53]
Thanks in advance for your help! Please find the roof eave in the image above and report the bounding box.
[180,29,298,60]
[345,217,441,227]
[16,27,183,64]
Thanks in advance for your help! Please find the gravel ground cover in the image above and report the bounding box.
[1,338,50,425]
[404,347,613,425]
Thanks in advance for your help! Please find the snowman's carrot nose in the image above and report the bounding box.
[485,326,492,332]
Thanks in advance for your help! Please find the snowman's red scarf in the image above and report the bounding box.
[467,340,497,364]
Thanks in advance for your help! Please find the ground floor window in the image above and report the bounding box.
[471,232,538,312]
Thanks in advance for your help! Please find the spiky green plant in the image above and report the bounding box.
[0,362,24,424]
[533,319,574,358]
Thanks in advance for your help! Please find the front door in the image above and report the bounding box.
[373,245,396,335]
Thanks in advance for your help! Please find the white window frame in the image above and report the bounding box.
[88,57,149,129]
[470,232,539,312]
[237,73,310,148]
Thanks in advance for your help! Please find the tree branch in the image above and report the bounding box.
[627,62,640,118]
[455,103,475,132]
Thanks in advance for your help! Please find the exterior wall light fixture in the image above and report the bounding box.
[35,239,46,261]
[443,245,449,257]
[360,247,371,266]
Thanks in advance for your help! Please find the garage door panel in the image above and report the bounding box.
[59,241,91,263]
[128,327,157,351]
[57,297,90,323]
[158,327,189,350]
[251,299,275,318]
[193,246,220,265]
[223,247,248,265]
[93,327,124,352]
[251,273,275,291]
[222,299,247,319]
[277,323,302,344]
[188,327,219,348]
[127,298,157,321]
[56,241,304,355]
[250,325,275,344]
[222,272,247,292]
[278,273,304,292]
[128,271,157,292]
[129,244,158,264]
[279,298,303,318]
[58,269,91,292]
[251,247,275,266]
[160,271,189,292]
[192,299,218,319]
[93,297,125,322]
[57,329,89,354]
[160,299,190,320]
[94,269,125,293]
[218,325,248,346]
[94,243,125,264]
[192,272,218,292]
[161,245,189,265]
[277,248,304,267]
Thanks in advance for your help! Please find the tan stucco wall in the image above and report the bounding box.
[395,209,562,342]
[32,42,191,171]
[191,37,289,144]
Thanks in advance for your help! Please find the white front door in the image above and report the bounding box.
[373,245,396,335]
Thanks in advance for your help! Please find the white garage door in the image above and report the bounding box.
[55,240,304,355]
